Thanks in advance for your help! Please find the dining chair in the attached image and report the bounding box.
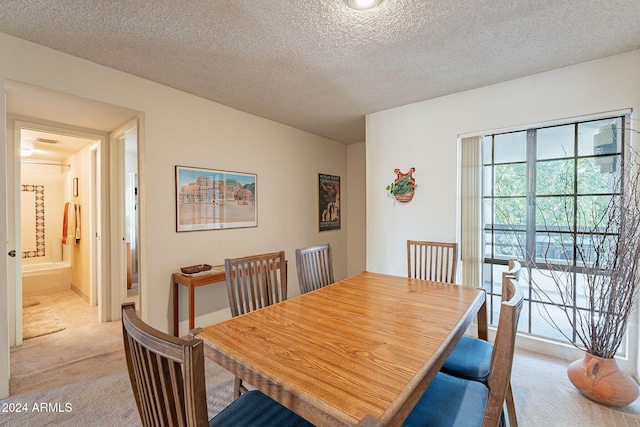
[439,260,522,426]
[225,250,287,398]
[407,240,458,283]
[402,271,524,427]
[121,302,312,427]
[295,243,334,294]
[475,259,522,342]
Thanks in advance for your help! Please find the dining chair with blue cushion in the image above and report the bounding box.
[403,270,523,427]
[440,260,521,426]
[121,302,312,427]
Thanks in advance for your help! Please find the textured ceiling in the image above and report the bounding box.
[1,1,639,144]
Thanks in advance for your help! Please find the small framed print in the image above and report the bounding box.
[319,174,340,231]
[175,166,257,232]
[73,178,79,197]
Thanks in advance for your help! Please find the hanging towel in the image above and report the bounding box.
[63,202,79,245]
[62,202,70,244]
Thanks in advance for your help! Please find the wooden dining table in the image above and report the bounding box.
[195,271,484,427]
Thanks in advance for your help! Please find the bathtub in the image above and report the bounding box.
[22,262,72,296]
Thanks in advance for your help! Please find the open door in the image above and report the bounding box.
[109,120,139,320]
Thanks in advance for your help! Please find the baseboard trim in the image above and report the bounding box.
[71,283,89,304]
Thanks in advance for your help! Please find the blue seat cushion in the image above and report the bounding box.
[441,336,492,384]
[209,390,314,427]
[402,372,489,427]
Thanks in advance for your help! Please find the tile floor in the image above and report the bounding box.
[22,285,139,335]
[24,290,98,332]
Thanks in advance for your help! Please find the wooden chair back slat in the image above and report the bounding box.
[296,243,335,293]
[121,302,209,427]
[225,251,287,317]
[407,240,458,283]
[503,259,522,301]
[477,259,521,342]
[483,272,524,427]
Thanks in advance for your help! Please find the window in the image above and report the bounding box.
[482,115,627,346]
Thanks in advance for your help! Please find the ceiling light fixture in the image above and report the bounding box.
[346,0,382,10]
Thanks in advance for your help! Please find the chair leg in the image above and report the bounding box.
[233,376,243,400]
[233,376,250,400]
[505,382,518,427]
[476,293,488,341]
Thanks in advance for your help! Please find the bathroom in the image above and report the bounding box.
[20,128,98,336]
[19,124,140,339]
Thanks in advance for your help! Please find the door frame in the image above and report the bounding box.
[109,120,139,320]
[1,80,10,398]
[90,144,99,307]
[9,117,113,342]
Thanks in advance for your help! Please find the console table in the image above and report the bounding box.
[172,266,226,337]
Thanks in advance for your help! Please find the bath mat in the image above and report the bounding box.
[23,306,66,340]
[22,297,40,308]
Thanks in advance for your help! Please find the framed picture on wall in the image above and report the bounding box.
[319,173,340,231]
[175,166,257,232]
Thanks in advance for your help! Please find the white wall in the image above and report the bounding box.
[0,33,358,353]
[365,50,640,374]
[149,110,349,332]
[65,146,92,298]
[347,142,366,276]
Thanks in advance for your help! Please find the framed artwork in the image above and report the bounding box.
[73,177,79,197]
[319,173,340,231]
[175,166,257,232]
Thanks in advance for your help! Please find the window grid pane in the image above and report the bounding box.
[482,115,626,347]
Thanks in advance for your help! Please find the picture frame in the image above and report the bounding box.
[73,177,78,197]
[175,166,257,232]
[319,173,340,231]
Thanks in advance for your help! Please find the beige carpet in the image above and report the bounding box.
[22,305,66,340]
[4,321,233,426]
[3,318,640,426]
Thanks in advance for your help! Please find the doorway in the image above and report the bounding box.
[118,124,140,311]
[2,80,144,397]
[14,119,142,333]
[17,122,103,343]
